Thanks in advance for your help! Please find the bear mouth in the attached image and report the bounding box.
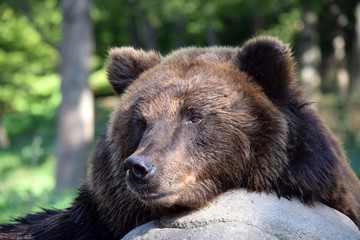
[127,174,197,204]
[134,187,187,204]
[137,192,170,201]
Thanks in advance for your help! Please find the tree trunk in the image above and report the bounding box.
[127,0,140,48]
[205,25,219,46]
[205,17,219,46]
[333,35,349,97]
[250,12,264,36]
[0,102,10,149]
[56,0,94,191]
[172,15,185,48]
[143,17,157,50]
[352,3,360,93]
[299,0,322,101]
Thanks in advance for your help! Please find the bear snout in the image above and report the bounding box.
[124,155,156,185]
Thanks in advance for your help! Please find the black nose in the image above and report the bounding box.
[124,155,156,184]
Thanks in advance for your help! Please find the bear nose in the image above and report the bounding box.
[124,155,156,184]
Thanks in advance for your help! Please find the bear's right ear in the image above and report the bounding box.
[234,37,296,100]
[106,47,161,94]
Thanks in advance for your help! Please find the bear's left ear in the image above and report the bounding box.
[107,47,161,94]
[234,37,296,100]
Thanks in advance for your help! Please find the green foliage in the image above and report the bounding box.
[0,1,60,124]
[0,134,76,224]
[0,99,109,224]
[0,2,66,223]
[92,0,305,53]
[90,68,113,96]
[261,7,302,43]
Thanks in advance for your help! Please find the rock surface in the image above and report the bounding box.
[122,189,360,240]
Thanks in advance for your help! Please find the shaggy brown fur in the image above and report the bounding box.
[1,37,359,240]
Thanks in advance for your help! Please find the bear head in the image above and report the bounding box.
[96,37,306,210]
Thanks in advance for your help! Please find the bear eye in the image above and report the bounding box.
[190,116,202,124]
[135,118,147,128]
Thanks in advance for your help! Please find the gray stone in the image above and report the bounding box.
[122,189,360,240]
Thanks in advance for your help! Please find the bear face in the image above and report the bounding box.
[104,44,291,210]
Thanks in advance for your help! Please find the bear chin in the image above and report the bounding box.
[127,171,202,208]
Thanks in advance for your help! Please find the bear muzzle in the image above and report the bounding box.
[124,155,156,186]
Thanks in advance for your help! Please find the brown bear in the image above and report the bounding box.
[1,37,359,240]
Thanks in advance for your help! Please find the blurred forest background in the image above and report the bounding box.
[1,0,360,224]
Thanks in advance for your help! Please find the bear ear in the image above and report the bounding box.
[106,47,161,94]
[234,37,296,100]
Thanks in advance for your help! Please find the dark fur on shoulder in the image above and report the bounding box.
[1,37,359,239]
[236,38,360,224]
[0,186,113,240]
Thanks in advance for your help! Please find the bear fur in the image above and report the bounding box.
[1,37,360,240]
